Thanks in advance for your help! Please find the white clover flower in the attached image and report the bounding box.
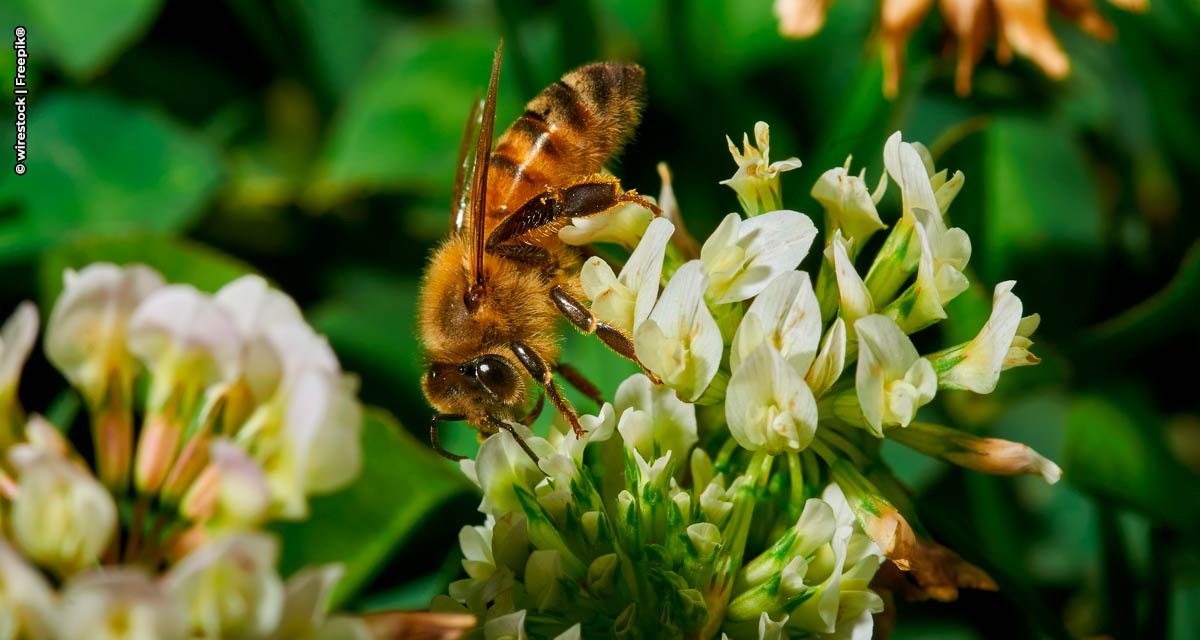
[472,424,554,516]
[580,217,675,334]
[727,343,819,454]
[911,140,965,215]
[884,132,943,221]
[10,452,117,576]
[182,438,272,528]
[634,261,723,402]
[165,532,285,638]
[730,270,822,375]
[811,156,888,246]
[886,208,971,333]
[559,197,654,250]
[45,263,165,404]
[934,281,1034,393]
[825,232,874,330]
[59,569,188,640]
[805,318,847,398]
[810,484,885,640]
[853,315,937,435]
[1006,313,1042,371]
[613,373,698,467]
[700,210,817,304]
[0,538,57,639]
[721,122,804,216]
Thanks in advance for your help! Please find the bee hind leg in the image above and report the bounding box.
[510,341,586,438]
[549,285,663,385]
[486,177,661,253]
[555,362,604,406]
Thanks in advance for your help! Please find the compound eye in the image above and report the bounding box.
[473,355,516,398]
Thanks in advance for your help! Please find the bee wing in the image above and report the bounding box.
[450,91,483,236]
[469,41,503,287]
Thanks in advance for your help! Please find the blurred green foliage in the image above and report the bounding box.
[1,0,1197,637]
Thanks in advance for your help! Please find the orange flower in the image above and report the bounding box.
[776,0,1149,96]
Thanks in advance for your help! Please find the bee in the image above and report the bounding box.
[418,43,662,461]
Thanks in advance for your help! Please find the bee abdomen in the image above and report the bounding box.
[487,63,645,217]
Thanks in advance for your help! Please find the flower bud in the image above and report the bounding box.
[0,302,37,449]
[811,156,887,249]
[720,122,803,216]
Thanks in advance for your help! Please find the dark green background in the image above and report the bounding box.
[1,0,1197,637]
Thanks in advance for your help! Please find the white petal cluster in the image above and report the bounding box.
[854,315,937,435]
[634,261,723,402]
[580,218,674,334]
[811,156,887,245]
[935,281,1040,393]
[700,210,816,304]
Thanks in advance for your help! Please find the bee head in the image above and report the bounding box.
[423,354,524,419]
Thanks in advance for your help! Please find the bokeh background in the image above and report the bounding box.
[1,0,1198,637]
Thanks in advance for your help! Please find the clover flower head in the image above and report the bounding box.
[448,125,1057,638]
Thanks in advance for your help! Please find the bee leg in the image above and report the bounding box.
[555,362,604,406]
[486,417,542,465]
[521,393,546,425]
[429,413,468,461]
[549,285,663,385]
[486,178,661,252]
[510,341,586,438]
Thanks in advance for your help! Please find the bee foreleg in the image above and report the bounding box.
[429,413,468,461]
[549,285,663,385]
[487,417,542,465]
[510,341,585,438]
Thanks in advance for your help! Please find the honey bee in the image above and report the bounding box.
[418,43,662,461]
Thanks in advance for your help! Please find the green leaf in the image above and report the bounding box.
[307,26,505,206]
[293,0,386,95]
[17,0,162,78]
[0,93,222,266]
[981,117,1104,271]
[1078,240,1200,355]
[1063,394,1200,530]
[38,234,255,310]
[274,408,473,607]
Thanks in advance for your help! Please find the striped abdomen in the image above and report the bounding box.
[484,62,645,225]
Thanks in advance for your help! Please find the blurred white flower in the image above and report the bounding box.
[269,564,370,640]
[580,217,675,334]
[45,263,165,405]
[181,438,271,528]
[165,532,284,638]
[0,302,37,441]
[730,270,822,375]
[59,569,188,640]
[700,210,817,304]
[10,452,117,576]
[215,275,308,402]
[720,122,804,216]
[726,343,818,454]
[634,261,723,402]
[853,315,937,435]
[0,538,57,639]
